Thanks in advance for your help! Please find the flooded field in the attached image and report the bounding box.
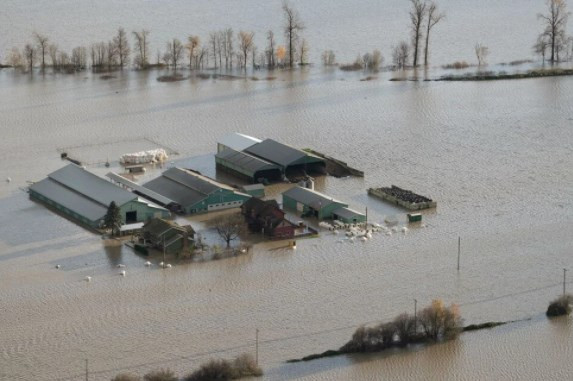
[1,1,573,380]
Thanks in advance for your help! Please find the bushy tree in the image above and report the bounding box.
[104,201,122,235]
[143,369,177,381]
[418,299,462,340]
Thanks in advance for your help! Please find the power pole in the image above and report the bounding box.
[85,358,88,381]
[255,328,259,366]
[163,234,166,268]
[564,268,567,295]
[457,236,461,271]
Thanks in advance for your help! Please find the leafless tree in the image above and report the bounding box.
[363,49,383,71]
[58,51,70,69]
[538,0,570,63]
[424,1,445,66]
[199,46,209,68]
[534,35,551,62]
[238,31,255,69]
[266,30,276,68]
[48,44,58,69]
[113,27,130,69]
[106,41,118,70]
[298,38,309,65]
[392,41,410,68]
[164,38,184,70]
[475,43,489,66]
[34,32,49,71]
[321,50,336,66]
[71,46,87,70]
[409,0,427,67]
[224,28,234,69]
[217,30,224,69]
[91,42,107,68]
[283,1,305,67]
[24,44,36,72]
[186,35,200,69]
[7,47,24,68]
[209,32,218,69]
[213,214,244,247]
[133,29,150,69]
[393,313,416,344]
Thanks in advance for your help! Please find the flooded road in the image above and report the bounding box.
[1,1,573,380]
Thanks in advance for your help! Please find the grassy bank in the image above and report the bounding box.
[438,68,573,81]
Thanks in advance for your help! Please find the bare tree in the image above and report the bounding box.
[283,1,305,67]
[133,29,150,69]
[364,49,383,71]
[71,46,87,70]
[106,41,118,70]
[24,44,36,72]
[209,32,218,69]
[538,0,570,63]
[213,214,244,247]
[321,50,336,66]
[266,30,276,68]
[225,28,234,69]
[48,44,58,69]
[424,1,445,66]
[475,43,489,66]
[199,46,209,68]
[409,0,427,67]
[164,38,184,70]
[186,35,200,69]
[238,31,255,69]
[298,38,309,65]
[7,47,24,68]
[113,27,130,69]
[217,30,224,69]
[534,35,551,62]
[392,41,410,68]
[34,32,49,71]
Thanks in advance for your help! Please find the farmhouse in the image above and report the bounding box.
[141,218,195,255]
[241,198,296,239]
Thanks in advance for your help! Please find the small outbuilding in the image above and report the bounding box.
[282,186,366,223]
[143,167,252,215]
[141,218,195,255]
[241,184,266,198]
[29,164,170,229]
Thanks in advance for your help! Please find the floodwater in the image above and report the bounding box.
[1,1,573,381]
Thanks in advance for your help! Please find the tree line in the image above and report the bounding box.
[3,0,572,75]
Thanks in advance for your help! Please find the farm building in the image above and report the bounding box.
[29,164,170,229]
[141,218,195,255]
[282,186,366,223]
[241,198,296,239]
[245,139,326,177]
[217,132,261,153]
[215,148,282,184]
[241,183,265,198]
[143,167,251,214]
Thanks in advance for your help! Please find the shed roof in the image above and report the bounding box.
[30,178,109,222]
[332,207,366,220]
[106,172,175,206]
[282,186,347,210]
[48,164,137,206]
[245,139,311,167]
[162,167,221,194]
[218,133,261,152]
[216,148,280,175]
[143,176,207,208]
[241,183,265,191]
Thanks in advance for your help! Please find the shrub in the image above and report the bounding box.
[233,353,262,377]
[547,294,573,317]
[184,359,234,381]
[442,61,469,69]
[418,300,462,340]
[143,369,177,381]
[112,374,141,381]
[393,313,416,344]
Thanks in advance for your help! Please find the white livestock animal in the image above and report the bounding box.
[117,264,126,268]
[85,276,92,282]
[165,264,172,268]
[119,270,126,276]
[144,261,152,266]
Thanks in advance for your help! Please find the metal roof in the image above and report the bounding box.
[143,176,207,208]
[282,186,347,210]
[332,207,365,220]
[30,178,109,222]
[106,172,175,206]
[218,133,262,152]
[241,183,265,191]
[48,164,136,206]
[245,139,310,167]
[162,168,221,194]
[216,148,280,175]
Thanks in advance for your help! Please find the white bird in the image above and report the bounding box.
[117,264,126,268]
[85,276,92,282]
[144,261,152,266]
[360,236,368,242]
[159,261,164,267]
[165,264,172,268]
[6,177,11,183]
[401,227,409,233]
[120,270,126,276]
[55,264,61,269]
[386,231,392,236]
[366,232,373,239]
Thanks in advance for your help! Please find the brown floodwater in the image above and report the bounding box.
[1,1,573,380]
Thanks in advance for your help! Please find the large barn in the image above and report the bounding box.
[215,133,326,183]
[143,167,251,215]
[29,164,170,228]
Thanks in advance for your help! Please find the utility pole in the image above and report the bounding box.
[414,299,417,333]
[564,268,567,295]
[85,358,88,381]
[163,234,166,269]
[365,206,368,226]
[255,328,259,366]
[457,236,461,271]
